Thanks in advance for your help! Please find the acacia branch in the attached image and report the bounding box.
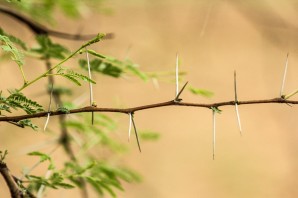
[0,162,23,198]
[0,6,113,40]
[0,97,296,122]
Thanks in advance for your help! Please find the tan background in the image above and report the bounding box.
[1,0,298,197]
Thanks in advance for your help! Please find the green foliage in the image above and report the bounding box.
[0,91,44,115]
[189,86,214,98]
[28,151,55,170]
[0,34,24,67]
[211,106,222,114]
[27,173,75,190]
[17,119,39,130]
[139,130,160,141]
[31,35,69,59]
[56,106,70,114]
[7,0,108,24]
[56,67,96,86]
[0,28,27,50]
[64,161,141,198]
[86,50,148,80]
[0,1,155,197]
[64,113,124,152]
[79,59,123,78]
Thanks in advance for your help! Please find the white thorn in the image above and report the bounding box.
[128,113,132,142]
[37,170,52,198]
[152,77,160,90]
[175,54,179,97]
[212,110,216,160]
[280,53,289,97]
[43,113,50,131]
[235,103,242,135]
[85,47,93,105]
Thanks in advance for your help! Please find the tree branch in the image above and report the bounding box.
[0,6,113,40]
[0,162,23,198]
[0,97,296,122]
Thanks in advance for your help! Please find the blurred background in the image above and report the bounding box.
[1,0,298,197]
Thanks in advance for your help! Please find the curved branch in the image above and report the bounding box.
[0,6,113,40]
[0,97,296,122]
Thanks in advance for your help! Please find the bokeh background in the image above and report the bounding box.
[1,0,298,197]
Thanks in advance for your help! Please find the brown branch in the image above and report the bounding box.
[0,6,113,40]
[0,162,23,198]
[0,97,296,123]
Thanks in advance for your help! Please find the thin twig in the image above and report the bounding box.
[280,53,289,97]
[131,113,141,152]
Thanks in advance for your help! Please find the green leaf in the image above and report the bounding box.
[211,106,222,114]
[189,86,214,98]
[87,50,148,80]
[58,0,81,18]
[28,151,51,162]
[139,131,160,141]
[0,35,24,67]
[0,28,27,50]
[31,35,69,59]
[56,182,75,189]
[59,74,82,86]
[79,59,123,78]
[17,119,38,130]
[56,67,96,86]
[0,104,11,113]
[57,106,70,114]
[125,63,148,81]
[5,91,44,114]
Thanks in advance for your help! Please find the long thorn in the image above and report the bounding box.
[43,113,50,132]
[175,53,179,97]
[280,53,289,97]
[234,71,237,102]
[44,83,53,131]
[234,71,242,135]
[86,47,94,125]
[235,103,242,135]
[131,114,141,152]
[175,81,189,101]
[285,89,298,99]
[128,113,132,142]
[212,110,216,160]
